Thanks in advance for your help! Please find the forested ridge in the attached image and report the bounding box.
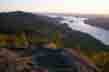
[0,11,108,51]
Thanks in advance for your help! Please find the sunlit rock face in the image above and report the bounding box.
[48,15,109,45]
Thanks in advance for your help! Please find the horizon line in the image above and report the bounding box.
[0,10,109,16]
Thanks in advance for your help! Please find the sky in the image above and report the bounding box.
[0,0,109,14]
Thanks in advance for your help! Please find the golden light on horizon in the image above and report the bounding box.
[0,0,109,14]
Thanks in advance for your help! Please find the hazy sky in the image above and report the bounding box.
[0,0,109,14]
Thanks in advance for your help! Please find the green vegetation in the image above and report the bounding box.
[0,11,109,71]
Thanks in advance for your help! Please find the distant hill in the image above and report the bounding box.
[0,11,108,51]
[41,12,109,30]
[85,16,109,30]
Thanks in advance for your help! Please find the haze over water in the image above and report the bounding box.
[0,0,109,45]
[48,15,109,45]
